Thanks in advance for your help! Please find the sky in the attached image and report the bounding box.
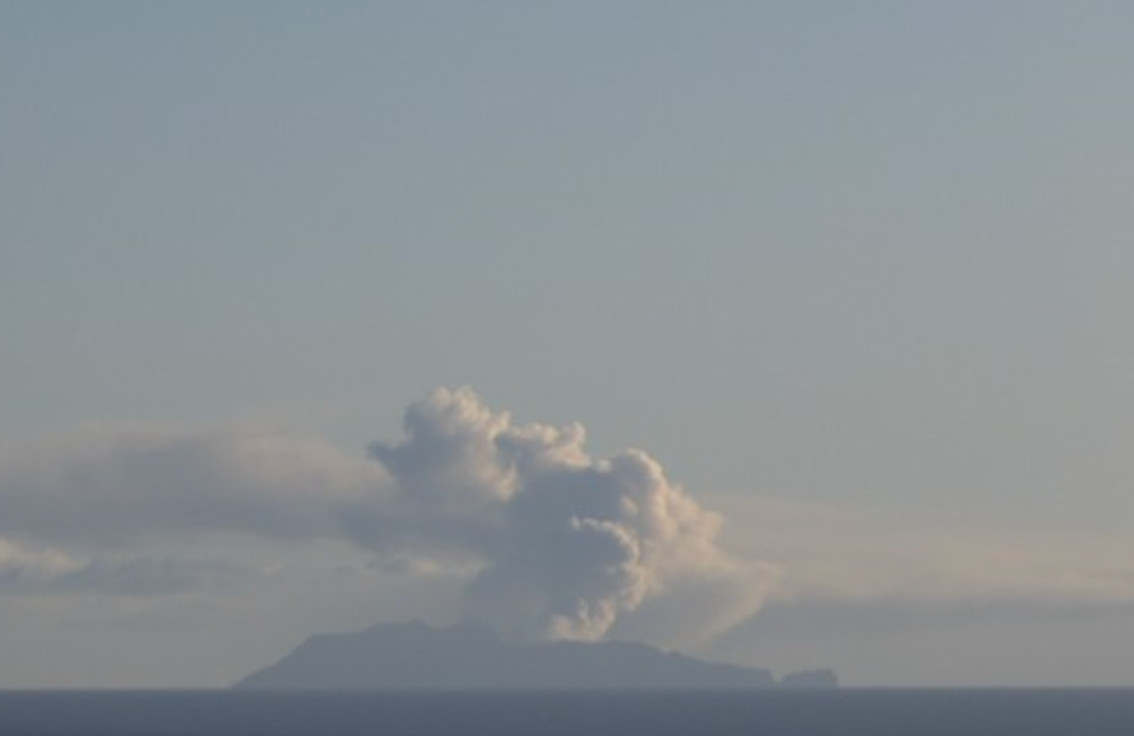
[2,1,1134,688]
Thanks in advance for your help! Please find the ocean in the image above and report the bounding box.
[1,690,1132,735]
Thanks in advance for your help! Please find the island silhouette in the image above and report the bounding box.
[235,620,836,690]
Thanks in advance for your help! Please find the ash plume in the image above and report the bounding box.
[363,388,776,643]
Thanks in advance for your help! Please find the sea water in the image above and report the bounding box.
[1,690,1132,735]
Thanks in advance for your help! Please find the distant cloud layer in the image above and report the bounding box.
[0,426,382,546]
[0,388,774,645]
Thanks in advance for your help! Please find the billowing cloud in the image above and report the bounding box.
[362,387,775,643]
[0,389,773,645]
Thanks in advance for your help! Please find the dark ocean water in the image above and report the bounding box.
[1,690,1132,735]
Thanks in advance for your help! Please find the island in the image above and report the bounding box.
[234,620,836,690]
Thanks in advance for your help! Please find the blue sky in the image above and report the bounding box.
[3,2,1134,687]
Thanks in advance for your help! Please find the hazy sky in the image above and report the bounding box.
[3,1,1134,687]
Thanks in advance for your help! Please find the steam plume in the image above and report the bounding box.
[364,387,775,643]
